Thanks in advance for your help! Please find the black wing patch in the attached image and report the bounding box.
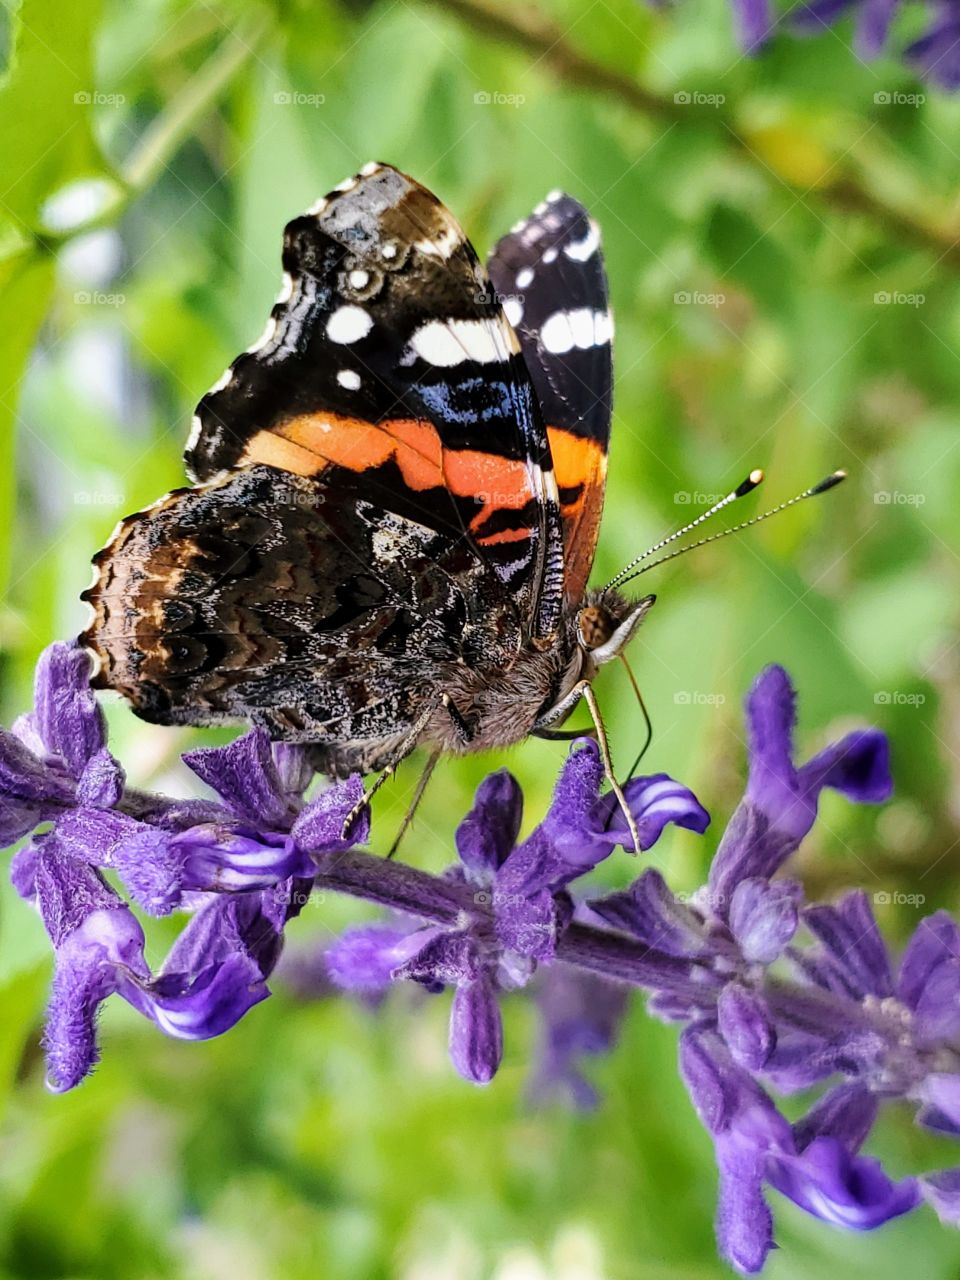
[487,191,612,600]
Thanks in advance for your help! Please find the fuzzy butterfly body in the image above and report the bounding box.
[81,163,653,781]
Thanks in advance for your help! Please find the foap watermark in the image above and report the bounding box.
[674,690,726,707]
[674,290,725,308]
[74,490,124,507]
[874,691,926,708]
[74,290,125,308]
[674,490,724,506]
[74,90,125,107]
[874,90,925,107]
[674,90,725,107]
[873,890,926,908]
[474,287,524,307]
[874,490,925,506]
[874,291,925,307]
[473,890,526,908]
[275,487,326,509]
[273,90,326,107]
[473,90,525,107]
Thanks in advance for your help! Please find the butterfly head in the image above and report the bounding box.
[576,590,656,677]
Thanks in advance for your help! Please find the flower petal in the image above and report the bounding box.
[718,982,776,1071]
[588,773,710,856]
[920,1168,960,1226]
[455,769,523,881]
[449,971,503,1085]
[803,892,893,999]
[184,728,292,827]
[898,911,960,1010]
[31,643,106,777]
[325,925,438,991]
[793,1083,878,1154]
[588,868,710,957]
[768,1137,920,1230]
[729,877,802,964]
[291,774,369,853]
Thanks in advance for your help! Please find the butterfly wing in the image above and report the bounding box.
[81,466,522,774]
[82,164,570,768]
[186,162,564,640]
[487,192,612,603]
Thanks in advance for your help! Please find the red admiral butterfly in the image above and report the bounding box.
[79,162,841,846]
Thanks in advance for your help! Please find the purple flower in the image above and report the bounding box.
[0,643,123,844]
[35,838,273,1091]
[326,743,707,1084]
[8,641,960,1278]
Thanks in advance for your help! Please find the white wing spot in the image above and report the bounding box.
[409,318,513,366]
[360,161,380,176]
[326,305,373,344]
[546,189,564,203]
[306,196,328,216]
[564,219,600,262]
[540,308,613,354]
[543,247,558,264]
[335,176,359,193]
[348,269,370,289]
[503,297,523,327]
[337,369,362,391]
[207,368,233,394]
[516,267,534,288]
[381,243,398,259]
[187,414,203,452]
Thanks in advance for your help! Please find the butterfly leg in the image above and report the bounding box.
[387,748,442,860]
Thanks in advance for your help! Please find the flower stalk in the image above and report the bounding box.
[3,641,960,1273]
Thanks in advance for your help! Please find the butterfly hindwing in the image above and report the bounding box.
[82,466,523,774]
[487,191,612,602]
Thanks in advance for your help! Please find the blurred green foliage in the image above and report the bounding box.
[2,0,960,1275]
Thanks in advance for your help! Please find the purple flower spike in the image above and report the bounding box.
[449,971,503,1085]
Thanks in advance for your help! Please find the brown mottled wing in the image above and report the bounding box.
[81,466,521,775]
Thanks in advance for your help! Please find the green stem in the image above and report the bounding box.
[39,12,270,249]
[426,0,960,271]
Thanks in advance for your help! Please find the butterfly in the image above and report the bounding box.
[81,162,656,844]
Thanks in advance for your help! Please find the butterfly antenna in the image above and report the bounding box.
[604,469,765,592]
[615,471,847,587]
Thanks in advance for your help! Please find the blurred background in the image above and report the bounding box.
[2,0,960,1275]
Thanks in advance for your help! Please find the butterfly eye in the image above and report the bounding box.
[577,605,615,651]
